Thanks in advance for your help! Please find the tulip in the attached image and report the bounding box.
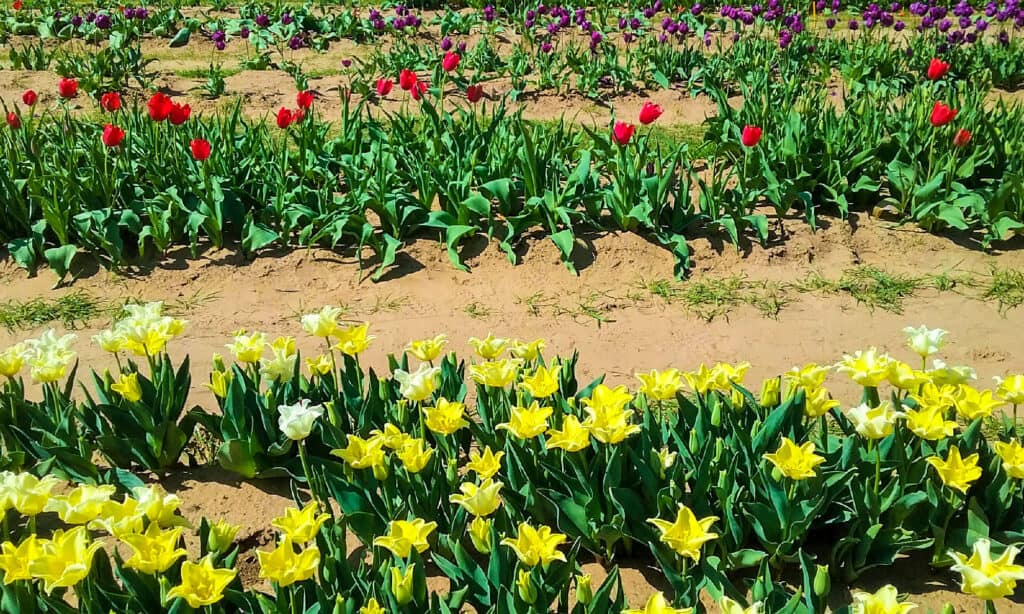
[741,125,763,147]
[468,333,508,359]
[930,101,958,127]
[836,348,893,387]
[296,90,314,109]
[58,78,78,99]
[399,68,417,90]
[100,92,121,112]
[12,0,21,10]
[166,555,236,608]
[763,437,825,480]
[496,401,552,439]
[500,522,568,567]
[466,447,503,479]
[27,527,104,594]
[270,502,330,544]
[257,538,320,587]
[469,359,520,388]
[624,592,693,614]
[390,565,415,605]
[190,138,211,162]
[995,375,1024,405]
[332,322,373,356]
[849,585,916,614]
[147,92,172,121]
[648,504,719,561]
[949,539,1024,600]
[612,121,635,145]
[927,57,951,80]
[953,128,972,147]
[406,333,447,361]
[121,524,188,575]
[468,516,493,553]
[410,80,428,101]
[22,89,37,106]
[517,569,538,604]
[926,445,982,493]
[546,415,592,452]
[393,364,440,401]
[639,101,664,124]
[102,124,125,147]
[519,364,560,398]
[376,78,393,97]
[331,434,388,478]
[373,518,437,558]
[449,478,504,516]
[111,372,142,402]
[847,401,905,440]
[423,398,469,435]
[466,84,484,103]
[132,484,188,528]
[276,107,294,129]
[168,102,191,125]
[903,325,948,359]
[5,112,19,129]
[206,520,240,554]
[636,368,683,400]
[277,399,324,441]
[396,438,434,473]
[442,51,460,71]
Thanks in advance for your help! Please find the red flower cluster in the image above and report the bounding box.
[146,93,190,125]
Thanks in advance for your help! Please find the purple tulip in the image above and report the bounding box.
[894,20,905,30]
[441,37,452,51]
[240,27,250,39]
[457,41,466,53]
[826,17,836,28]
[281,12,293,25]
[71,15,83,26]
[288,35,303,49]
[95,14,112,29]
[541,41,553,53]
[848,18,859,29]
[215,40,226,51]
[256,14,270,27]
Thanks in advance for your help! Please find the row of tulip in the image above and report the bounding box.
[2,303,1024,610]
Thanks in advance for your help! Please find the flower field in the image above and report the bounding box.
[3,0,1024,612]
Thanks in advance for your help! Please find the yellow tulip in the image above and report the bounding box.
[910,382,958,412]
[582,389,641,445]
[905,405,957,441]
[132,484,189,528]
[710,362,751,393]
[928,359,976,387]
[519,364,561,398]
[759,378,781,407]
[546,415,592,452]
[0,344,26,378]
[111,372,143,402]
[648,504,719,562]
[374,518,437,558]
[510,338,546,361]
[902,325,948,359]
[260,336,298,383]
[372,423,412,451]
[306,354,334,377]
[995,374,1024,404]
[0,535,41,583]
[469,516,492,553]
[22,330,77,384]
[423,398,469,435]
[784,363,830,396]
[623,592,694,614]
[763,437,825,480]
[721,597,764,614]
[88,496,145,538]
[926,446,982,494]
[802,386,840,418]
[497,401,553,439]
[207,519,241,554]
[850,584,917,614]
[44,484,116,525]
[575,573,594,605]
[684,364,715,394]
[466,447,504,479]
[92,330,126,354]
[360,597,386,614]
[468,334,508,359]
[517,568,537,604]
[300,305,343,338]
[406,334,448,362]
[994,440,1024,479]
[953,386,1003,421]
[393,364,441,401]
[271,501,330,544]
[9,473,62,516]
[449,478,503,517]
[396,439,434,474]
[166,554,236,608]
[122,524,188,575]
[332,323,373,357]
[469,359,521,388]
[887,361,929,391]
[331,434,389,478]
[28,527,103,594]
[226,331,266,363]
[205,369,232,399]
[949,538,1024,600]
[653,446,677,479]
[636,369,683,401]
[583,383,634,414]
[257,538,320,587]
[500,522,567,567]
[390,564,415,605]
[847,401,905,440]
[836,349,892,388]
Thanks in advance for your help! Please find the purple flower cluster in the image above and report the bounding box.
[211,29,226,51]
[911,0,1022,46]
[122,7,149,20]
[391,5,422,30]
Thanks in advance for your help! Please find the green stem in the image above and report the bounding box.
[298,440,321,509]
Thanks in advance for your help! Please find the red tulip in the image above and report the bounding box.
[466,84,484,103]
[102,124,125,147]
[638,101,663,125]
[376,78,393,97]
[12,0,22,10]
[442,52,460,72]
[410,81,428,101]
[147,92,172,121]
[190,138,211,161]
[6,112,20,129]
[58,78,78,99]
[741,125,763,147]
[399,69,418,91]
[100,92,121,112]
[294,107,306,123]
[296,90,315,110]
[612,122,635,145]
[927,58,950,81]
[930,101,958,127]
[168,103,191,126]
[276,107,294,129]
[22,90,37,106]
[952,128,972,147]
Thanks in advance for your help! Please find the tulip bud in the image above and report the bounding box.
[771,466,784,481]
[517,569,537,604]
[372,461,389,481]
[390,565,415,605]
[940,604,954,614]
[813,565,830,598]
[575,574,593,605]
[714,438,724,462]
[759,378,780,407]
[751,579,767,603]
[212,353,226,372]
[688,429,698,453]
[717,469,730,492]
[446,458,459,486]
[332,595,346,614]
[207,519,240,554]
[469,516,492,553]
[711,402,722,426]
[652,446,677,479]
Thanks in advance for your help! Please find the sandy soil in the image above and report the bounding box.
[2,212,1024,611]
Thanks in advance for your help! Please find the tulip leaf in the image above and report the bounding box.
[169,28,191,47]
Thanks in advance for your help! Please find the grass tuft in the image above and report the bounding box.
[0,291,106,331]
[464,301,492,319]
[799,266,922,313]
[983,266,1024,314]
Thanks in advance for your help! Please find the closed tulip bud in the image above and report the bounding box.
[751,580,767,603]
[516,569,537,604]
[759,378,780,406]
[612,121,635,145]
[102,123,125,147]
[813,565,830,597]
[638,101,663,125]
[469,516,492,553]
[688,429,698,453]
[190,138,211,162]
[952,128,972,147]
[207,520,240,554]
[58,77,78,99]
[717,469,729,491]
[711,402,722,426]
[927,57,951,80]
[771,466,784,481]
[446,458,459,485]
[100,91,121,112]
[466,84,484,103]
[741,125,762,147]
[5,112,19,129]
[441,51,460,71]
[940,604,954,614]
[715,438,724,461]
[575,574,593,605]
[399,68,417,90]
[376,78,393,97]
[390,565,415,605]
[22,89,38,106]
[930,101,958,127]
